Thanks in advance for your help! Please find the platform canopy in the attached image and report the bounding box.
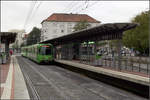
[0,32,17,43]
[41,23,138,46]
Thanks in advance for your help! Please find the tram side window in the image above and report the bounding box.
[38,48,40,54]
[33,48,35,54]
[35,48,37,54]
[26,49,28,53]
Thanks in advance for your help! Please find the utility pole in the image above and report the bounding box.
[0,33,1,52]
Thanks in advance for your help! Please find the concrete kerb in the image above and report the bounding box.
[55,60,150,86]
[13,56,30,99]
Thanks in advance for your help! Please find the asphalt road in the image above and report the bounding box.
[16,56,147,100]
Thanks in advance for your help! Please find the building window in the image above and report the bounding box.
[67,28,72,33]
[60,24,64,28]
[41,36,44,40]
[53,29,57,33]
[61,30,64,33]
[68,23,72,27]
[45,36,48,39]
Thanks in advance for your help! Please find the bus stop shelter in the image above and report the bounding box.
[0,32,16,60]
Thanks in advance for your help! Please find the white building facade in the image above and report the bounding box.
[41,13,101,42]
[15,30,25,48]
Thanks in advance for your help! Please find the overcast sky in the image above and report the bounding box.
[1,1,149,33]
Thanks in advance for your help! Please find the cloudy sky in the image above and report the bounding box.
[1,1,149,33]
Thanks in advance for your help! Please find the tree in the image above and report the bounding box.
[73,20,91,32]
[123,10,149,55]
[27,27,41,45]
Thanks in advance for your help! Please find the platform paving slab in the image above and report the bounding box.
[1,56,14,99]
[0,55,30,99]
[14,56,30,99]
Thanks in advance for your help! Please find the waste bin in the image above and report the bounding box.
[1,52,6,64]
[2,53,6,64]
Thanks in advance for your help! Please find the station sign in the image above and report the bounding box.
[41,45,50,47]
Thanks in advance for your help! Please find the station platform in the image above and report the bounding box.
[55,59,149,86]
[0,56,149,99]
[0,55,29,99]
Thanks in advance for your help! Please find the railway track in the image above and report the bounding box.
[19,59,40,99]
[17,56,147,100]
[23,59,69,99]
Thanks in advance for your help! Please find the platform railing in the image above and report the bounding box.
[56,43,149,75]
[78,55,149,75]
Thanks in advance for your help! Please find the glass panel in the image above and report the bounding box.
[40,46,52,55]
[45,47,51,55]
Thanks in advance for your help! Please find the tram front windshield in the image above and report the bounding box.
[40,46,52,55]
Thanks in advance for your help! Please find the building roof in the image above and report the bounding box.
[41,23,138,46]
[0,32,17,43]
[41,13,100,24]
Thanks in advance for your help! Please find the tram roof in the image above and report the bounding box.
[0,32,17,43]
[41,23,138,46]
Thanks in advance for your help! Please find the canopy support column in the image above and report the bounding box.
[117,32,123,71]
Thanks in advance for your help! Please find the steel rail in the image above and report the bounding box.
[19,58,41,100]
[22,57,68,99]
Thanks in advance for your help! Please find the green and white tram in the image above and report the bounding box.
[21,43,54,63]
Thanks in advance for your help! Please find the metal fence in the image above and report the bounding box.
[79,54,150,75]
[57,42,149,75]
